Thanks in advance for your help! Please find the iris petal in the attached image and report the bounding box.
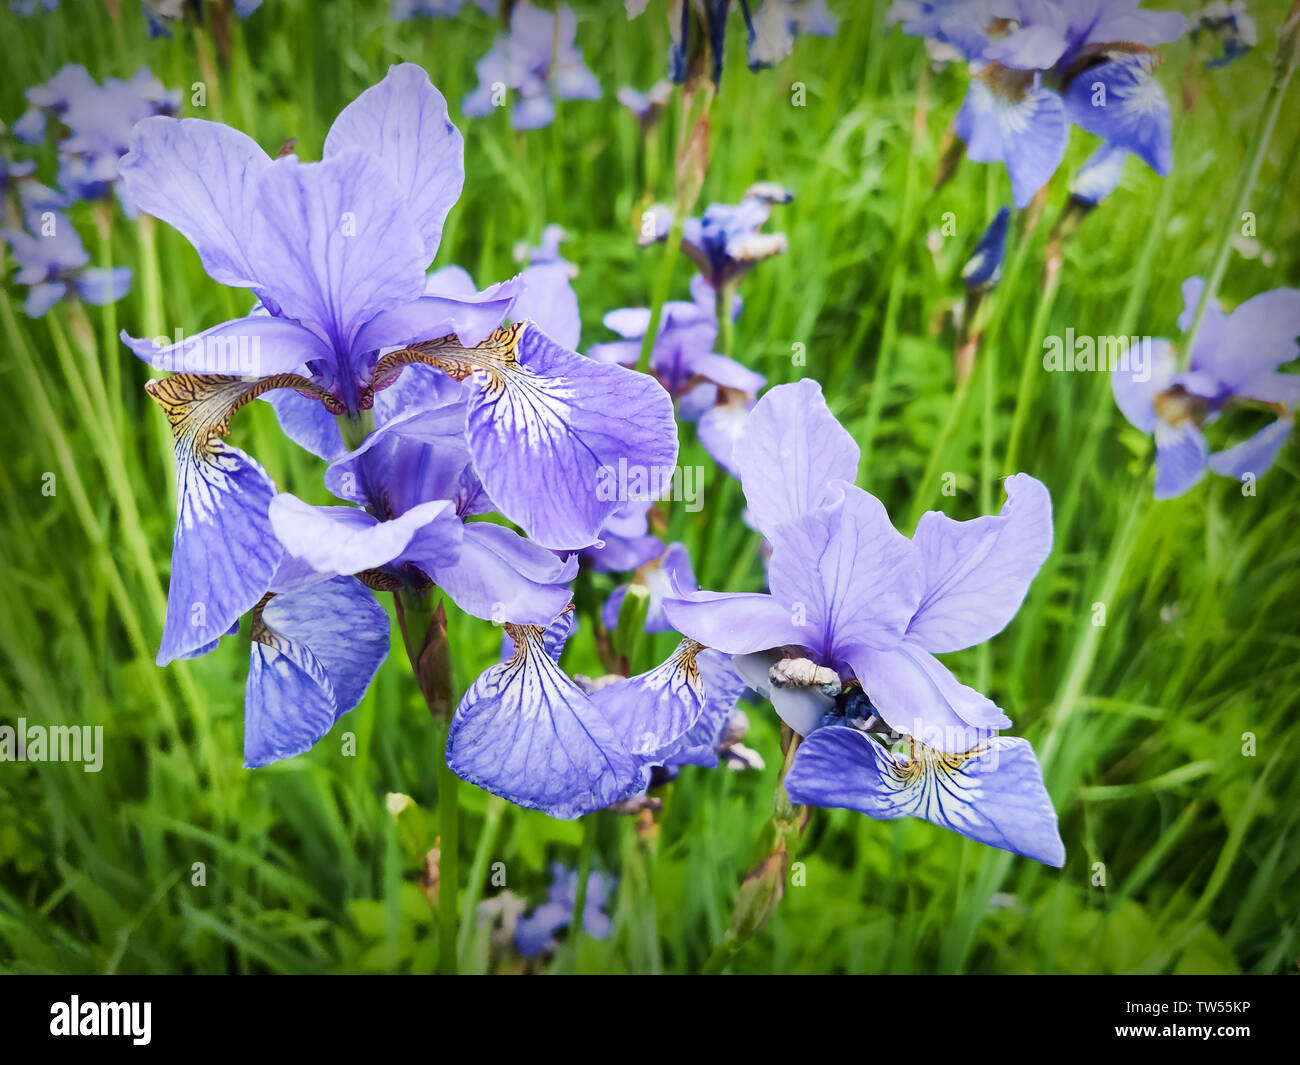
[785,728,1065,867]
[446,623,647,818]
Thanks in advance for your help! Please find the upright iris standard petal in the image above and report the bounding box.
[906,474,1053,653]
[250,150,426,356]
[322,63,464,262]
[735,378,860,537]
[119,117,270,289]
[785,728,1065,867]
[955,72,1068,209]
[464,324,679,550]
[446,623,647,818]
[1062,53,1173,176]
[244,577,390,768]
[766,483,923,662]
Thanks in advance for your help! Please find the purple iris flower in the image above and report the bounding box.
[122,64,675,671]
[962,205,1010,291]
[462,2,601,130]
[1112,279,1300,498]
[14,65,180,212]
[643,184,793,292]
[591,273,764,475]
[12,0,59,14]
[1068,141,1128,206]
[1,210,130,317]
[579,499,665,575]
[661,379,1064,866]
[746,0,839,70]
[617,80,673,128]
[602,541,699,634]
[900,1,1185,206]
[514,863,614,957]
[1192,2,1257,68]
[143,0,262,38]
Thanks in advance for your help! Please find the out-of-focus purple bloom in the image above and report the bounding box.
[2,210,131,317]
[514,863,614,957]
[1192,1,1257,68]
[590,272,763,474]
[1112,278,1300,498]
[746,0,839,70]
[962,205,1010,291]
[463,1,600,130]
[1068,141,1128,205]
[15,65,181,212]
[144,0,262,38]
[643,184,792,291]
[617,79,673,128]
[896,1,1185,205]
[510,224,581,349]
[602,541,698,634]
[662,379,1064,866]
[12,0,59,14]
[579,499,665,575]
[122,64,676,677]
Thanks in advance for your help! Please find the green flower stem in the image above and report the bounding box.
[566,812,598,972]
[715,278,737,359]
[394,588,458,975]
[639,212,685,373]
[701,730,803,974]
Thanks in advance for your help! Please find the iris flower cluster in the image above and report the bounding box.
[120,66,755,817]
[1,64,177,316]
[463,1,601,129]
[1112,278,1300,498]
[892,0,1188,207]
[12,63,181,212]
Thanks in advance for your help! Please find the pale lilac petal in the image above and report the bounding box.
[907,474,1053,653]
[269,494,460,575]
[732,649,833,737]
[1154,420,1208,499]
[1208,419,1292,480]
[122,314,333,375]
[844,641,1010,749]
[767,484,923,661]
[513,261,581,350]
[734,379,860,538]
[250,150,426,352]
[323,63,464,262]
[425,522,575,625]
[353,275,523,353]
[119,116,270,288]
[158,441,282,665]
[1111,337,1176,434]
[244,577,390,767]
[662,590,809,655]
[591,640,709,761]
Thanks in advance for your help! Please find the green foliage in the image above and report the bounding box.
[0,0,1297,975]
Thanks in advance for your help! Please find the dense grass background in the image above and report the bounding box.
[1,0,1298,974]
